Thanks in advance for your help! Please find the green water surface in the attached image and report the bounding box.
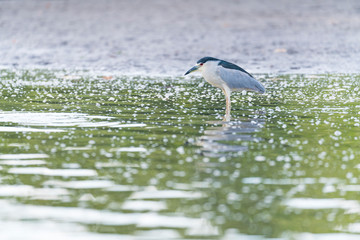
[0,70,360,239]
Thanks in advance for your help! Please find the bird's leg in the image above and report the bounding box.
[224,96,231,121]
[222,88,231,121]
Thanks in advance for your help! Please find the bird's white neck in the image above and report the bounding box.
[199,61,225,89]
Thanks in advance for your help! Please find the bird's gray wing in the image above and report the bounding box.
[217,67,265,93]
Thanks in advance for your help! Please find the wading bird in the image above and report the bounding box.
[185,57,265,121]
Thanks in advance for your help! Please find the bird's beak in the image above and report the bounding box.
[184,65,200,75]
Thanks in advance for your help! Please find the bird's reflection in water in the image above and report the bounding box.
[197,118,265,158]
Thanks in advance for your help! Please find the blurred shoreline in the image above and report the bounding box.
[1,0,359,75]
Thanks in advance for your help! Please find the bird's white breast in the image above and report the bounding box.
[200,61,226,89]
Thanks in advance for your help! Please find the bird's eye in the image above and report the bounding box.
[199,63,203,66]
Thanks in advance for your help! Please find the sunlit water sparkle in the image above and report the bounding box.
[1,70,360,239]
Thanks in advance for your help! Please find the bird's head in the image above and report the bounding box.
[184,57,219,75]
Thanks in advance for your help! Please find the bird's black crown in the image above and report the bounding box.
[197,56,254,78]
[197,57,220,64]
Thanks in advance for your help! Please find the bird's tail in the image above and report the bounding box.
[255,82,266,94]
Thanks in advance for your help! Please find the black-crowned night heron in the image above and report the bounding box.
[185,57,265,121]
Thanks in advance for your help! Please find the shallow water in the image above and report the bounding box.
[1,70,360,239]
